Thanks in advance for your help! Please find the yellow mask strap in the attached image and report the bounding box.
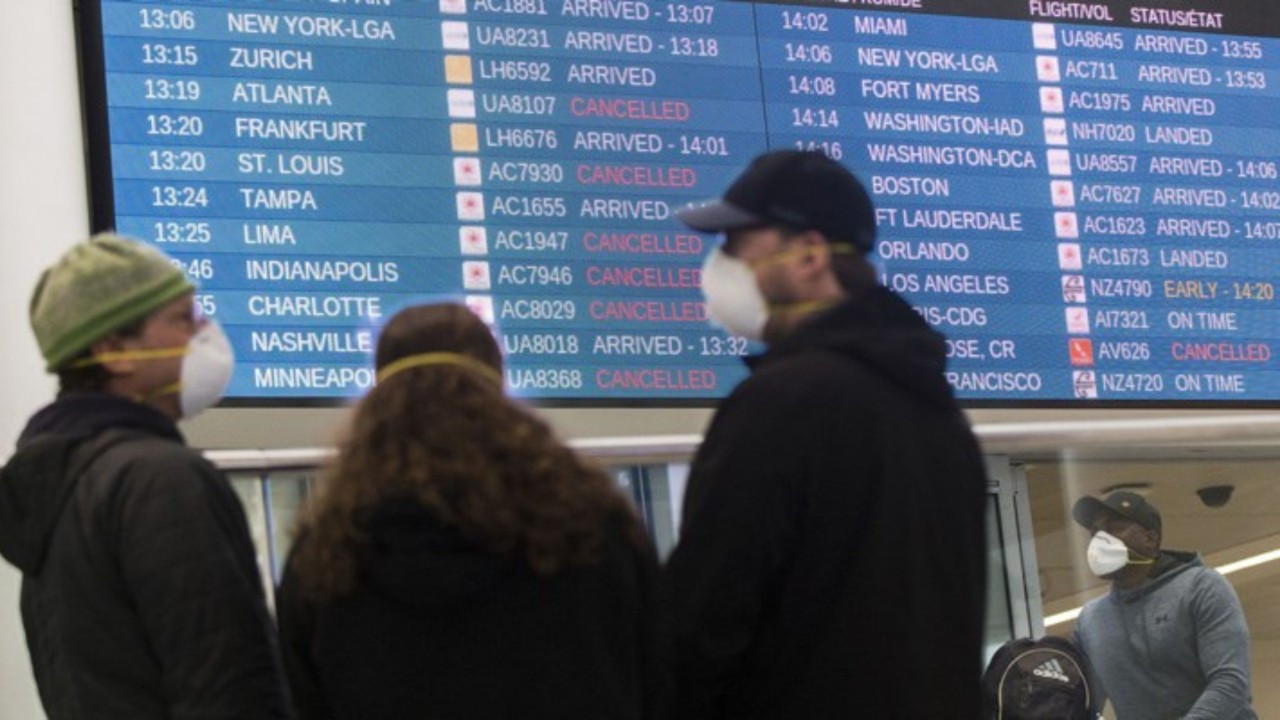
[768,299,838,317]
[137,381,183,405]
[376,352,503,388]
[752,243,855,321]
[69,346,189,368]
[747,242,857,271]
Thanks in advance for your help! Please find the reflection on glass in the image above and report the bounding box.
[984,496,1014,665]
[228,474,274,608]
[1030,458,1280,719]
[267,474,312,582]
[237,462,1019,682]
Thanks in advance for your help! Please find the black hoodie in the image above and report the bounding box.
[0,393,291,720]
[277,497,665,720]
[666,285,988,720]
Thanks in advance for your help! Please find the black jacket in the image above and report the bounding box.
[0,393,291,720]
[277,497,665,720]
[666,285,988,719]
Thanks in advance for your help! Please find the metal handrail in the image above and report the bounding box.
[203,414,1280,472]
[976,413,1280,454]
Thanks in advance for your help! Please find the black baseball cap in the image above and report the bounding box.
[674,150,878,254]
[1072,491,1162,535]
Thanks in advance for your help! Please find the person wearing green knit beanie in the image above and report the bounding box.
[30,232,195,374]
[0,233,291,720]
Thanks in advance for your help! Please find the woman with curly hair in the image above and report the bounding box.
[276,303,663,720]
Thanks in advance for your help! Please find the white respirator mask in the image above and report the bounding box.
[73,319,235,419]
[175,320,235,418]
[1086,530,1154,578]
[700,247,769,341]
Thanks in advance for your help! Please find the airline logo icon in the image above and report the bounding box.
[1065,306,1090,335]
[1061,274,1086,303]
[447,89,476,119]
[1047,149,1072,176]
[440,0,467,14]
[1069,339,1095,367]
[1055,212,1079,239]
[463,261,491,291]
[1033,23,1057,51]
[456,191,485,221]
[1039,86,1064,114]
[465,295,494,324]
[459,226,488,255]
[444,55,473,85]
[1044,117,1068,146]
[1058,243,1082,271]
[1036,55,1061,82]
[453,157,482,186]
[1073,370,1099,399]
[441,21,470,50]
[1051,180,1076,208]
[450,123,479,153]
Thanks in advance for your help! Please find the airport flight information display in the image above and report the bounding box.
[83,0,1280,404]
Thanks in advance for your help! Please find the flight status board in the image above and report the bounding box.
[82,0,1280,405]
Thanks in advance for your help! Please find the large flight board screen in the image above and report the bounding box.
[82,0,1280,405]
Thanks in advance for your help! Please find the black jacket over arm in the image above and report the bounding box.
[0,394,291,720]
[278,498,666,720]
[666,285,988,720]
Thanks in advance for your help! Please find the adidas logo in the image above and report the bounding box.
[1032,658,1071,683]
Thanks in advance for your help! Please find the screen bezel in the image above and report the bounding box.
[73,0,1280,410]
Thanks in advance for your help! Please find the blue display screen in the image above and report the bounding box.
[82,0,1280,405]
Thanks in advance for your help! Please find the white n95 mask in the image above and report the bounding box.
[700,248,768,341]
[178,321,235,418]
[1086,530,1153,577]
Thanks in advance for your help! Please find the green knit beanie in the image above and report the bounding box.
[30,233,195,371]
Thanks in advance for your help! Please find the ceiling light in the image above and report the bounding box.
[1217,548,1280,576]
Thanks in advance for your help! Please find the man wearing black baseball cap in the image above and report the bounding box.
[1070,491,1257,719]
[674,149,878,343]
[666,150,988,719]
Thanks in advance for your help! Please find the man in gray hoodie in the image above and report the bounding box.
[1070,491,1256,720]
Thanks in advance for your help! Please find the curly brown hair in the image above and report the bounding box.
[290,303,642,599]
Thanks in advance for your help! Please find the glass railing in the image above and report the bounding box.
[211,414,1280,719]
[215,440,699,606]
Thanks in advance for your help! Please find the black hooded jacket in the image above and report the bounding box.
[666,285,988,719]
[277,497,665,720]
[0,393,291,719]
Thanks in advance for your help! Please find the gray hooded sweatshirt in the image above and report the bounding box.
[1071,551,1256,720]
